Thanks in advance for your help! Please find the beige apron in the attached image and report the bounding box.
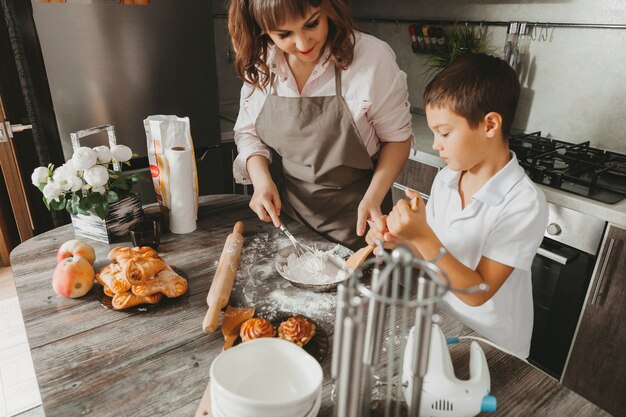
[256,66,382,250]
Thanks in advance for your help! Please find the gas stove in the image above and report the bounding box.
[509,131,626,204]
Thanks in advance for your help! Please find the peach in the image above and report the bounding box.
[52,256,95,298]
[57,239,96,265]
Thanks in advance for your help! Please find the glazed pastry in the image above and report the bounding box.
[278,317,316,347]
[132,265,188,298]
[111,291,162,310]
[95,263,131,294]
[108,246,166,285]
[101,283,115,297]
[240,318,276,342]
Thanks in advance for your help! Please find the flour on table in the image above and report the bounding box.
[231,232,349,328]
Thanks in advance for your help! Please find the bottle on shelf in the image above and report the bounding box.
[422,24,432,50]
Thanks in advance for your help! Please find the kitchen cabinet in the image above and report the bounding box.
[392,158,439,203]
[562,224,626,416]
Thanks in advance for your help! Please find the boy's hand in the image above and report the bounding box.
[365,215,389,248]
[385,189,428,242]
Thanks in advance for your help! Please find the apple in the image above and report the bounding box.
[57,239,96,265]
[52,256,95,298]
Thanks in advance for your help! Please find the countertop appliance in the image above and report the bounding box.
[509,131,626,378]
[30,0,223,198]
[403,324,496,417]
[509,131,626,204]
[528,201,605,378]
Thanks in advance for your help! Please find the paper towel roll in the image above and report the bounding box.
[166,146,197,234]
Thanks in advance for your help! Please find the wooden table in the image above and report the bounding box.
[10,195,609,417]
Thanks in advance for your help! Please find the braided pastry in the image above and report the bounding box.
[96,263,131,294]
[240,318,276,342]
[108,246,166,285]
[132,265,188,298]
[102,284,115,297]
[111,291,162,310]
[278,317,316,347]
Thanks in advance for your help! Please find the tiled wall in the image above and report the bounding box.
[212,0,626,152]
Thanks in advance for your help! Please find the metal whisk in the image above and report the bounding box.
[278,224,324,273]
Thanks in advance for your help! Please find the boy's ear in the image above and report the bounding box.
[484,112,502,138]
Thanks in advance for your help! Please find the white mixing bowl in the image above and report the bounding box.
[210,338,323,417]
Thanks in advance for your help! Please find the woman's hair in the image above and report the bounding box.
[228,0,356,90]
[423,53,520,135]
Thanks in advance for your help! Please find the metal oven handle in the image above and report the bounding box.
[536,247,576,265]
[591,238,616,306]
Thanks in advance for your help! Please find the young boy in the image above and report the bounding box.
[366,53,548,358]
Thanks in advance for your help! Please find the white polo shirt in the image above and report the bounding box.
[426,153,548,358]
[233,31,413,184]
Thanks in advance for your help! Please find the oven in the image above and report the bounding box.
[528,203,606,379]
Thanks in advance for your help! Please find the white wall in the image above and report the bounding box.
[211,1,626,152]
[352,0,626,152]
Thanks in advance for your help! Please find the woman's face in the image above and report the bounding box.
[266,7,329,64]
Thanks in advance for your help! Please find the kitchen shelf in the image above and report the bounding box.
[355,17,626,31]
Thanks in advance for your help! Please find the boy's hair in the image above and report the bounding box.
[423,53,520,135]
[228,0,356,91]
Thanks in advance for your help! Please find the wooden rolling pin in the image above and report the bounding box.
[202,221,244,334]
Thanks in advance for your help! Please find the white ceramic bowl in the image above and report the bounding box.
[210,338,323,417]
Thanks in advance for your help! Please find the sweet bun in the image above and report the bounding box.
[278,316,316,347]
[240,318,276,342]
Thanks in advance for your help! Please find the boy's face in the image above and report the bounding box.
[426,105,489,172]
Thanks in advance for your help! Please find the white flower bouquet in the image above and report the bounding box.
[32,144,140,219]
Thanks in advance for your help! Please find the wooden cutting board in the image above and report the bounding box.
[194,381,212,417]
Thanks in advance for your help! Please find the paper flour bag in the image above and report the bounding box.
[144,115,198,233]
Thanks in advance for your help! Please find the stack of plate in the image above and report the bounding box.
[210,338,323,417]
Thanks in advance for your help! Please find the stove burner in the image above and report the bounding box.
[606,162,626,177]
[530,165,547,182]
[509,131,626,204]
[553,160,569,170]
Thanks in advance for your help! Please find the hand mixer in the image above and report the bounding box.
[402,323,497,417]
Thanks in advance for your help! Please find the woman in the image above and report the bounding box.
[229,0,412,249]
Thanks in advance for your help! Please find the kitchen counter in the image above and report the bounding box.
[10,195,609,416]
[409,112,626,228]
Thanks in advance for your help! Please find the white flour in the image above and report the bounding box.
[277,246,349,285]
[231,232,350,329]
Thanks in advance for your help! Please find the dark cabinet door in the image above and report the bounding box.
[562,225,626,416]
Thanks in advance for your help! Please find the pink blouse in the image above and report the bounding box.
[233,32,413,184]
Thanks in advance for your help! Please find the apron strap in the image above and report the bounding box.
[334,66,341,96]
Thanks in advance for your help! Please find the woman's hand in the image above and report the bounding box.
[245,155,282,227]
[356,196,383,237]
[249,178,282,227]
